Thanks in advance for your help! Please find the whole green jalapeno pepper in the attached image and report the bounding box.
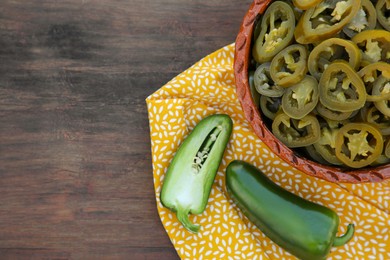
[252,1,296,63]
[270,44,308,87]
[226,160,355,260]
[160,114,232,233]
[295,0,361,44]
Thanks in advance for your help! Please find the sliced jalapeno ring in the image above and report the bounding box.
[281,75,319,119]
[372,75,390,117]
[316,102,354,121]
[254,63,285,97]
[385,138,390,158]
[343,0,377,38]
[376,0,390,31]
[308,38,361,80]
[335,123,383,168]
[319,61,367,112]
[260,95,282,120]
[366,105,390,135]
[292,0,322,10]
[270,44,308,87]
[295,0,361,44]
[313,127,344,166]
[272,112,320,148]
[249,71,260,107]
[304,145,332,165]
[352,29,390,63]
[358,62,390,93]
[252,1,296,63]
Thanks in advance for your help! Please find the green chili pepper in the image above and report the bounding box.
[226,160,355,260]
[160,114,232,233]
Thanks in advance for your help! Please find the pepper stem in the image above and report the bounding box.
[332,223,355,247]
[176,209,200,233]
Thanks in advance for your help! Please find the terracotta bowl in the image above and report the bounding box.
[234,0,390,183]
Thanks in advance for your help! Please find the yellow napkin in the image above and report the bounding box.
[146,44,390,260]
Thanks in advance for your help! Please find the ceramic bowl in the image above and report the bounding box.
[233,0,390,183]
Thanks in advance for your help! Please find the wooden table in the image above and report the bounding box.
[0,1,251,258]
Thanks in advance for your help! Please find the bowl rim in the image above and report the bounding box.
[233,0,390,183]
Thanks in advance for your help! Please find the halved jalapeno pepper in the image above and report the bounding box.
[376,0,390,31]
[270,44,308,87]
[252,1,296,63]
[308,38,361,80]
[352,29,390,63]
[319,61,367,112]
[294,0,361,44]
[335,123,383,168]
[254,63,285,97]
[343,0,377,38]
[282,75,319,119]
[272,112,320,148]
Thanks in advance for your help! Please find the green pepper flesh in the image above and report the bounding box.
[160,114,233,233]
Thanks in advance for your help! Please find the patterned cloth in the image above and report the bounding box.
[146,44,390,260]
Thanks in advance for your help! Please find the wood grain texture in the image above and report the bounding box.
[0,0,251,259]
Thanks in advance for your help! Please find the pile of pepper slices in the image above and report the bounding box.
[249,0,390,168]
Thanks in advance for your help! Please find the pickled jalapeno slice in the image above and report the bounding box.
[260,95,282,120]
[352,29,390,63]
[254,63,285,97]
[335,123,383,168]
[294,0,361,44]
[292,0,322,10]
[272,112,320,148]
[270,44,308,87]
[281,75,319,119]
[308,38,361,80]
[319,61,367,112]
[376,0,390,31]
[253,1,296,63]
[343,0,377,38]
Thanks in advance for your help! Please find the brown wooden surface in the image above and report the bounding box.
[0,1,251,259]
